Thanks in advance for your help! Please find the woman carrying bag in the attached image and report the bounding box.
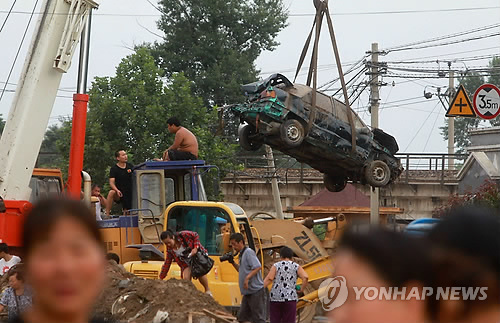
[159,230,213,296]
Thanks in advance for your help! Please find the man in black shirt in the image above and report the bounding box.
[105,150,134,216]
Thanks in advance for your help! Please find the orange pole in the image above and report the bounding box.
[67,93,89,198]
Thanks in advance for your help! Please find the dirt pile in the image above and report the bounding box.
[94,262,228,323]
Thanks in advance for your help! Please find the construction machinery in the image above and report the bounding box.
[123,200,341,322]
[99,160,218,263]
[0,0,98,246]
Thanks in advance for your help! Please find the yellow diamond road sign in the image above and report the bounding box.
[446,84,476,118]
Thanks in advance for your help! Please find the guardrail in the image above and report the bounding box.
[234,152,469,184]
[396,153,468,184]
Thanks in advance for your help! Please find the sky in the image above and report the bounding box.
[0,0,499,154]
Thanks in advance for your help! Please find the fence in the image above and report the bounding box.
[235,152,469,184]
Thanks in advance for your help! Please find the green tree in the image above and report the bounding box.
[55,48,238,196]
[151,0,288,106]
[440,71,483,154]
[37,124,65,168]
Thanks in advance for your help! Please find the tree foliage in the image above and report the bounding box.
[151,0,288,106]
[37,124,66,168]
[487,56,500,126]
[433,179,500,217]
[49,48,239,197]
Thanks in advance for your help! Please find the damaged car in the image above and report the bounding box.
[230,74,402,192]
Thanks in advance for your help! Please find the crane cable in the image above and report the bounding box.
[0,0,17,34]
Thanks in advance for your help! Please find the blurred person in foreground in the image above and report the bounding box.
[427,207,500,323]
[8,198,109,323]
[0,267,32,321]
[329,227,432,323]
[264,246,309,323]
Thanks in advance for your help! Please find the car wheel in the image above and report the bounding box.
[238,124,262,151]
[323,174,347,192]
[365,160,391,187]
[280,119,305,148]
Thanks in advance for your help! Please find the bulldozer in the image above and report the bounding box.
[122,199,346,322]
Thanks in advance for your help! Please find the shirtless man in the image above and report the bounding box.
[158,117,198,161]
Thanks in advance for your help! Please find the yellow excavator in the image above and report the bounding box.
[123,200,345,322]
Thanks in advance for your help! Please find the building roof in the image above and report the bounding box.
[299,184,370,207]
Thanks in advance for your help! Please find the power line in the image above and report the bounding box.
[384,23,500,51]
[386,53,499,65]
[386,32,500,53]
[0,0,39,103]
[0,0,17,34]
[288,6,500,16]
[384,46,500,63]
[404,101,441,151]
[0,81,76,93]
[421,102,442,153]
[2,6,499,17]
[2,89,73,99]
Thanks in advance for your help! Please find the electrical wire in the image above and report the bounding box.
[0,0,17,34]
[381,46,500,66]
[421,103,441,153]
[404,101,441,151]
[3,6,499,17]
[384,23,500,51]
[288,6,500,16]
[386,53,499,65]
[386,32,500,53]
[0,0,39,103]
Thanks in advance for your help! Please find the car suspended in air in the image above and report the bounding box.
[230,74,403,192]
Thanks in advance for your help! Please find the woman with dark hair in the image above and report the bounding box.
[0,267,32,320]
[10,198,108,323]
[330,227,432,323]
[159,229,212,295]
[263,246,309,323]
[427,207,500,323]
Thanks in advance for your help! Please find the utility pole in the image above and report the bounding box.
[369,43,380,225]
[265,145,284,219]
[448,62,455,170]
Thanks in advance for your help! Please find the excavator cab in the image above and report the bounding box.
[99,160,219,263]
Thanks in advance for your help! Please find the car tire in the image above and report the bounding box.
[365,160,391,187]
[323,174,347,192]
[239,124,262,151]
[280,119,305,148]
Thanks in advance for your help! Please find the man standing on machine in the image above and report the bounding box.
[106,150,133,216]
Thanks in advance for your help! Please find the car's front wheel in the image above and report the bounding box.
[239,124,262,151]
[365,160,391,187]
[324,174,347,192]
[280,119,305,148]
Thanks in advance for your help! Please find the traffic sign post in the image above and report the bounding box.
[473,84,500,120]
[446,84,475,118]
